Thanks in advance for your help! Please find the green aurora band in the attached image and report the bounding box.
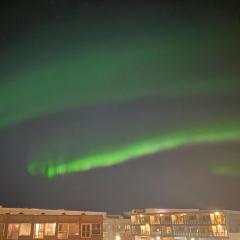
[28,122,240,178]
[1,26,240,129]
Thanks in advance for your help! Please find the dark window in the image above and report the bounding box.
[92,224,100,235]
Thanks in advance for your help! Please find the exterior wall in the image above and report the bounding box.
[130,210,230,239]
[228,233,240,240]
[0,211,103,240]
[103,216,131,240]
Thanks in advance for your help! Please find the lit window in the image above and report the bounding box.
[19,224,31,236]
[34,224,44,239]
[7,224,20,239]
[81,224,91,238]
[140,225,150,235]
[45,223,56,236]
[150,215,160,225]
[92,224,100,235]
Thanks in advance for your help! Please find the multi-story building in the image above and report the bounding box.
[129,208,240,240]
[103,215,131,240]
[0,208,104,240]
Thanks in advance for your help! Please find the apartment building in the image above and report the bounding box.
[0,208,104,240]
[129,208,240,240]
[103,215,131,240]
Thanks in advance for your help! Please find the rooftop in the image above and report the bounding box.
[0,207,106,216]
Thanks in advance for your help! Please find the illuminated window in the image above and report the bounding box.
[131,216,140,224]
[139,215,150,224]
[68,224,79,236]
[58,224,68,239]
[81,224,91,238]
[34,224,44,239]
[92,224,100,235]
[140,225,150,235]
[7,224,20,239]
[45,224,56,236]
[19,224,31,236]
[212,225,227,237]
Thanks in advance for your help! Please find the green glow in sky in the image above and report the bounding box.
[211,161,240,176]
[28,122,240,177]
[1,26,240,129]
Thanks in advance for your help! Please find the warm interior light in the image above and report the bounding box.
[116,235,120,240]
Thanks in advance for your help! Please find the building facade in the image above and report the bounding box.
[0,208,104,240]
[129,209,240,240]
[103,215,131,240]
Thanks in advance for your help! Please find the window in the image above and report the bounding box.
[212,225,227,237]
[68,224,79,236]
[34,224,44,239]
[45,224,56,236]
[7,224,20,239]
[139,215,149,224]
[124,225,131,233]
[187,215,197,224]
[19,224,31,236]
[140,225,150,235]
[0,224,5,240]
[198,226,213,237]
[199,214,211,223]
[189,226,198,237]
[58,224,68,239]
[92,224,100,235]
[160,215,171,224]
[172,215,184,224]
[131,225,140,235]
[151,225,161,234]
[161,226,172,235]
[81,224,91,238]
[150,215,160,225]
[131,216,139,224]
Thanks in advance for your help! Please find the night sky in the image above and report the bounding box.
[1,1,240,213]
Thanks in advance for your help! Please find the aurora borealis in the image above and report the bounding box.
[28,121,240,177]
[1,1,240,211]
